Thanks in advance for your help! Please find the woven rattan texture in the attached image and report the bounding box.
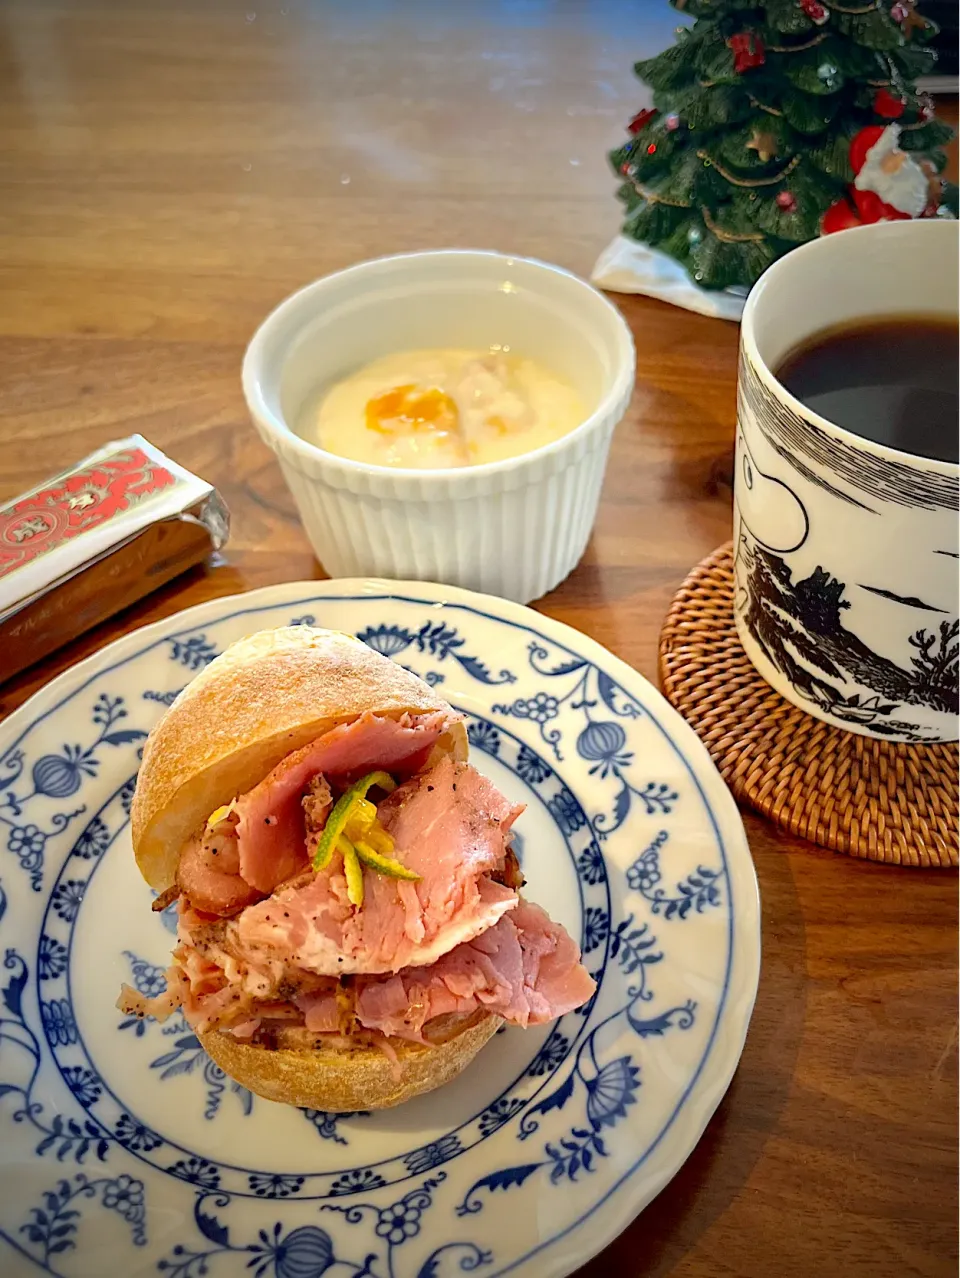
[659,543,958,868]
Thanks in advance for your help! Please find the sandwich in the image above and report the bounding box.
[118,625,595,1111]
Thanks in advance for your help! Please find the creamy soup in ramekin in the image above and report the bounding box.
[302,348,584,469]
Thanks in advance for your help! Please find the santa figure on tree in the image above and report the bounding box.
[600,0,957,306]
[823,115,945,228]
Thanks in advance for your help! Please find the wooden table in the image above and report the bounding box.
[1,3,957,1274]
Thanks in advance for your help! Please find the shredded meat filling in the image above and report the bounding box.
[152,885,181,913]
[490,846,524,892]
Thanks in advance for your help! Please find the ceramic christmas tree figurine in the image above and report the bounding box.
[609,0,957,292]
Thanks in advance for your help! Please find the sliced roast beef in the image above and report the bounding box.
[125,738,596,1045]
[235,757,524,975]
[353,900,595,1040]
[234,711,449,892]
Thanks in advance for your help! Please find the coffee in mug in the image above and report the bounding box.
[776,316,958,465]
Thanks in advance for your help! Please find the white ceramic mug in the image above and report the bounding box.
[733,220,959,743]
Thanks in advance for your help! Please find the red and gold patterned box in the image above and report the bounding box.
[0,437,228,681]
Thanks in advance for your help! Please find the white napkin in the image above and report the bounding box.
[591,234,747,322]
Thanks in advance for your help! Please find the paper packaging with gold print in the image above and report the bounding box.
[0,436,229,682]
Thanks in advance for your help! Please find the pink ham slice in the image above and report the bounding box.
[353,900,595,1040]
[235,757,524,975]
[295,991,341,1033]
[233,711,450,893]
[176,824,263,917]
[227,1018,262,1040]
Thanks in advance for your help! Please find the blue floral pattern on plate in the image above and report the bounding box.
[0,582,759,1278]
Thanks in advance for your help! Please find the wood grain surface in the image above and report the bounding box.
[0,3,957,1275]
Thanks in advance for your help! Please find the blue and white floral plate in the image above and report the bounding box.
[0,580,759,1278]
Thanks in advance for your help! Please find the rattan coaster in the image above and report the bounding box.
[659,543,958,868]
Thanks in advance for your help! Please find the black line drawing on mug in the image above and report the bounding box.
[857,584,950,613]
[739,536,958,738]
[735,429,809,555]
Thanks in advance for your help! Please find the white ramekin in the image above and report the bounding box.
[242,251,635,603]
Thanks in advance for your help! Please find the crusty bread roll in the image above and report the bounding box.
[131,625,478,1112]
[199,1012,502,1111]
[132,626,466,893]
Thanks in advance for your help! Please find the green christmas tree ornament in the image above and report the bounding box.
[597,0,957,312]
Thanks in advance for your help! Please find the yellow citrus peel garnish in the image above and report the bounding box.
[312,771,420,906]
[206,802,237,829]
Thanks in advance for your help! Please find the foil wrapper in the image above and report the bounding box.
[0,436,229,682]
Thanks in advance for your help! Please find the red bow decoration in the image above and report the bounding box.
[728,32,766,74]
[873,88,906,119]
[800,0,829,24]
[627,108,658,135]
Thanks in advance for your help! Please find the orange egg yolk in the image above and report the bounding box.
[365,385,460,436]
